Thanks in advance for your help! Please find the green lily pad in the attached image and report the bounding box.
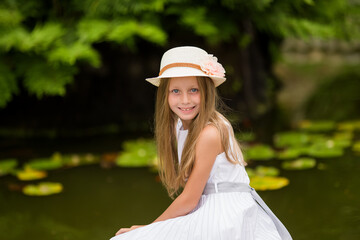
[26,158,63,171]
[277,148,303,160]
[16,167,47,181]
[116,139,157,167]
[333,131,354,141]
[353,141,360,152]
[308,133,328,143]
[250,176,289,191]
[299,120,336,132]
[310,136,352,149]
[60,153,99,167]
[244,144,275,161]
[337,120,360,131]
[306,144,344,158]
[23,182,63,196]
[274,132,310,147]
[255,166,280,177]
[0,159,18,176]
[282,158,316,170]
[245,168,256,177]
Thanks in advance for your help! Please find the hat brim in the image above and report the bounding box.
[145,67,226,87]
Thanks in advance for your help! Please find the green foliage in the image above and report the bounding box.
[282,157,316,170]
[22,182,63,196]
[26,158,63,171]
[0,0,358,107]
[22,61,77,98]
[116,139,157,167]
[0,63,18,107]
[244,144,276,161]
[274,132,310,147]
[250,176,289,191]
[0,158,18,176]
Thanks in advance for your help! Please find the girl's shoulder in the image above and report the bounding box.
[198,124,223,154]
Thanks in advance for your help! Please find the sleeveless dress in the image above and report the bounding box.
[110,119,284,240]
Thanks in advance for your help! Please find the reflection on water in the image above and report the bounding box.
[0,145,359,239]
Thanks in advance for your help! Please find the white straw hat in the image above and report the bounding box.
[146,46,226,87]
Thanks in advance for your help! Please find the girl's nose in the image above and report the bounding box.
[181,93,190,104]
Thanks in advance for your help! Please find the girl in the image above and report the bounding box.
[111,46,292,240]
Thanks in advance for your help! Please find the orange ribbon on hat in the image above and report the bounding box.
[159,63,203,76]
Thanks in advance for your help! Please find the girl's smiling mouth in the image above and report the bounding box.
[178,106,196,112]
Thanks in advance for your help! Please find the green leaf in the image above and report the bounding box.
[23,182,63,196]
[244,144,276,161]
[26,158,63,171]
[180,7,218,37]
[137,23,167,45]
[0,62,18,108]
[299,120,336,131]
[0,159,18,176]
[282,158,316,170]
[77,19,111,43]
[23,22,65,52]
[116,139,157,167]
[277,147,303,160]
[255,166,280,177]
[353,141,360,153]
[250,176,289,191]
[0,8,23,26]
[48,41,100,67]
[16,166,47,181]
[0,27,29,51]
[274,131,310,147]
[23,60,76,98]
[306,144,344,158]
[107,20,138,43]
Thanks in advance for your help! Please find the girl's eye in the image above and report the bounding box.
[190,88,198,93]
[171,89,179,94]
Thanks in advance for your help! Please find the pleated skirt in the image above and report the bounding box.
[110,192,282,240]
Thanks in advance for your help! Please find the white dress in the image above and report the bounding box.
[110,120,284,240]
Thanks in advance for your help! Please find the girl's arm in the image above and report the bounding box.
[115,125,222,235]
[153,124,222,222]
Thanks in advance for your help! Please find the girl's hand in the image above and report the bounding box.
[115,225,145,235]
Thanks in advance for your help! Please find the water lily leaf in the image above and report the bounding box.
[16,166,47,181]
[277,148,303,160]
[245,168,255,177]
[60,153,99,167]
[310,136,352,148]
[337,120,360,131]
[26,158,63,171]
[22,182,63,196]
[244,144,275,161]
[0,158,18,176]
[274,132,310,147]
[306,144,344,158]
[250,176,289,191]
[282,158,316,170]
[255,166,280,176]
[299,120,336,132]
[308,133,327,143]
[353,141,360,152]
[333,131,354,141]
[116,139,157,167]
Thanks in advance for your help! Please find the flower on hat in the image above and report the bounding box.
[199,54,225,78]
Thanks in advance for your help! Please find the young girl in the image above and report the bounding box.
[111,46,292,240]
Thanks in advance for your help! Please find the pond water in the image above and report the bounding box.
[0,137,359,240]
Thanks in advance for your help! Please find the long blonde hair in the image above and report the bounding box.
[155,76,246,198]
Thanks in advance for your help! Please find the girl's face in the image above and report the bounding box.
[168,76,201,129]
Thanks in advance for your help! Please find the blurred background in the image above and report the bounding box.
[0,0,359,239]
